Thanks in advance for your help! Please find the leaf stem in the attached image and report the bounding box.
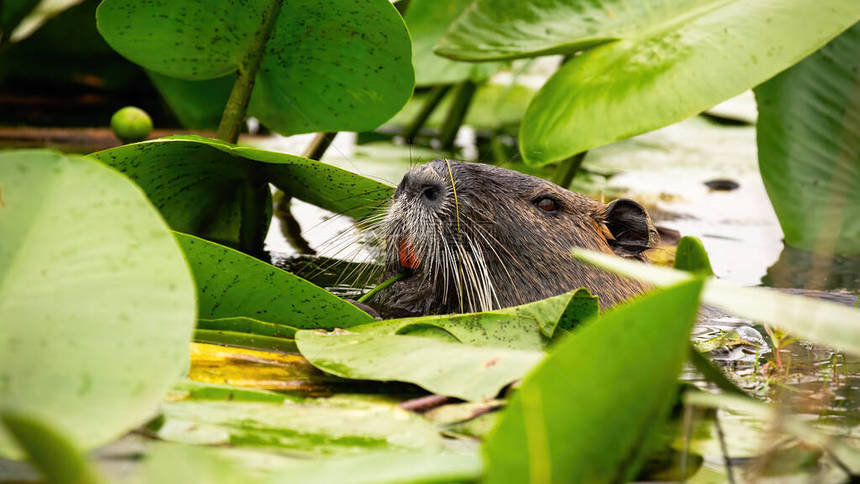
[357,272,408,304]
[439,80,478,152]
[551,151,587,188]
[216,0,283,143]
[404,85,451,144]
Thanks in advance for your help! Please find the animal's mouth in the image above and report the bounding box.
[398,236,420,270]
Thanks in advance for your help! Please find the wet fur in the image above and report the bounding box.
[374,161,659,318]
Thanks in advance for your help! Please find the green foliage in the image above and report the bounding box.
[156,399,444,454]
[0,151,195,457]
[482,279,703,483]
[405,0,502,86]
[96,0,414,135]
[573,248,860,355]
[91,136,393,247]
[297,329,543,401]
[755,22,860,257]
[436,0,860,165]
[146,71,233,130]
[295,288,598,401]
[176,232,374,329]
[1,412,104,484]
[674,235,715,276]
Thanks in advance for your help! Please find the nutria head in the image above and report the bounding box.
[374,160,659,318]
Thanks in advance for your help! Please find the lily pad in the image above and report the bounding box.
[176,232,374,329]
[96,0,414,135]
[436,0,860,165]
[92,136,393,247]
[156,398,443,455]
[296,329,544,401]
[354,288,598,351]
[483,279,704,483]
[755,23,860,257]
[0,150,195,457]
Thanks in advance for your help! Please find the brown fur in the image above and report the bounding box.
[374,161,659,318]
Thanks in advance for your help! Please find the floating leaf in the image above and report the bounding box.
[0,150,195,457]
[297,329,543,401]
[92,136,393,246]
[437,0,860,165]
[484,279,704,483]
[357,288,598,351]
[96,0,414,135]
[405,0,501,86]
[176,232,374,329]
[0,412,104,484]
[755,23,860,257]
[572,249,860,355]
[267,450,483,484]
[156,399,443,455]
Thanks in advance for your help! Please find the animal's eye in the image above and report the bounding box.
[535,196,559,212]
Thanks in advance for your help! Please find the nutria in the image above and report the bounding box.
[373,160,660,318]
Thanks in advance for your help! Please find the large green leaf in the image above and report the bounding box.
[354,288,598,351]
[405,0,501,86]
[755,23,860,257]
[156,399,443,455]
[0,151,195,457]
[297,329,544,401]
[176,232,374,329]
[91,136,393,247]
[296,288,597,400]
[96,0,414,135]
[140,442,482,484]
[436,0,860,165]
[572,249,860,355]
[483,279,703,483]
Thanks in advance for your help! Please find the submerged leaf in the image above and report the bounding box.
[0,151,195,457]
[484,279,704,483]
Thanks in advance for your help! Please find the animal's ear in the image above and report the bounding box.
[600,198,660,260]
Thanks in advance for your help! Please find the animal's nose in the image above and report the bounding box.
[395,169,445,207]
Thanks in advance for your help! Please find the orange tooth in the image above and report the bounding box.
[399,238,420,269]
